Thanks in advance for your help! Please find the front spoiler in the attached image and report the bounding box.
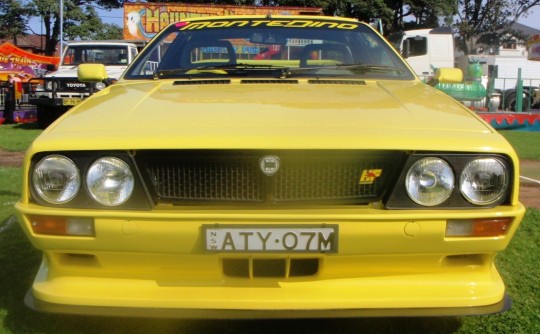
[24,290,512,319]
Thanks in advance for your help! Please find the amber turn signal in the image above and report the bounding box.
[446,218,512,237]
[30,216,95,236]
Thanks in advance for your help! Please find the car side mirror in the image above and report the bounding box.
[402,39,410,59]
[78,63,108,82]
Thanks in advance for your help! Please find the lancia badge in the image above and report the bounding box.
[260,155,280,176]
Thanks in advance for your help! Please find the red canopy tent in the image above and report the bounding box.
[0,42,60,81]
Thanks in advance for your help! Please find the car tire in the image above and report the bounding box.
[504,92,531,111]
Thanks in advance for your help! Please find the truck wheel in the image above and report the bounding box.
[504,93,531,111]
[37,106,55,129]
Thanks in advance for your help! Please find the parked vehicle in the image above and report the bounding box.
[391,28,540,111]
[29,41,141,128]
[17,15,524,318]
[388,27,455,78]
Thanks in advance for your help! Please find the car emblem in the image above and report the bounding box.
[259,155,280,176]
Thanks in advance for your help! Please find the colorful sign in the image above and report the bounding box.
[123,3,322,40]
[0,42,60,80]
[527,35,540,61]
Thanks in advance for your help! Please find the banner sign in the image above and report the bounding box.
[123,2,322,40]
[0,43,60,80]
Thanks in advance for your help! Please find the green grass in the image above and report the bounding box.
[0,123,42,152]
[0,168,22,226]
[499,130,540,160]
[0,125,539,333]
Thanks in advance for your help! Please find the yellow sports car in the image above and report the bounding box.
[16,15,525,318]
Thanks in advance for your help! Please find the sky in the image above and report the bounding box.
[520,9,540,29]
[27,6,124,35]
[26,5,540,36]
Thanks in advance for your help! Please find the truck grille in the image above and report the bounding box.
[136,150,406,205]
[41,78,91,93]
[57,79,91,92]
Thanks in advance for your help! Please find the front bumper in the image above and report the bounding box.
[29,95,86,108]
[16,203,525,318]
[25,288,512,318]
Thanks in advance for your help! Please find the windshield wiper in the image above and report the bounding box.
[157,63,291,79]
[281,63,406,78]
[195,63,289,70]
[335,63,405,74]
[196,63,293,78]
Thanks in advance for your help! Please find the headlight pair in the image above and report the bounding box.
[32,155,134,206]
[405,157,509,207]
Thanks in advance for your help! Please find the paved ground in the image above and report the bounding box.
[518,160,540,209]
[2,149,538,209]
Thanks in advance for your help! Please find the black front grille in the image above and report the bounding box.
[136,150,406,205]
[147,159,264,202]
[223,258,319,278]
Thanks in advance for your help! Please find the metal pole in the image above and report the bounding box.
[516,68,523,112]
[59,0,63,58]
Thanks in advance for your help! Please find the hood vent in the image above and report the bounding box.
[241,79,299,84]
[308,79,366,85]
[171,79,366,86]
[173,80,231,85]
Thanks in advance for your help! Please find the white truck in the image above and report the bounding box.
[388,27,455,79]
[30,40,140,128]
[390,28,540,111]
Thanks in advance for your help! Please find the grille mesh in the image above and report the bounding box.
[273,160,380,201]
[148,160,264,202]
[138,151,404,205]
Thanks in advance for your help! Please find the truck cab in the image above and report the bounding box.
[389,27,455,79]
[29,41,140,128]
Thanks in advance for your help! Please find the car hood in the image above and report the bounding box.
[35,79,508,153]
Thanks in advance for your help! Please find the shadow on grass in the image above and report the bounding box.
[0,215,463,334]
[13,122,40,130]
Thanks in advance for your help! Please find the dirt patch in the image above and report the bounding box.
[0,149,24,167]
[0,149,538,209]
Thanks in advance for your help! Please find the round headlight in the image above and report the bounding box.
[32,155,80,204]
[460,158,509,205]
[406,157,455,206]
[86,157,134,206]
[45,81,57,91]
[95,82,106,90]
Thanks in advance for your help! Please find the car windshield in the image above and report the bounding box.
[124,17,414,80]
[63,46,130,66]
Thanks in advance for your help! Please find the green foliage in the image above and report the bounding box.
[0,0,32,40]
[455,0,540,54]
[20,0,539,54]
[64,4,122,40]
[26,0,126,56]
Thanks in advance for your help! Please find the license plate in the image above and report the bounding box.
[204,225,338,253]
[62,97,82,106]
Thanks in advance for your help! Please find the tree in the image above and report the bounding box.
[0,0,32,44]
[25,0,124,56]
[63,4,122,40]
[455,0,540,54]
